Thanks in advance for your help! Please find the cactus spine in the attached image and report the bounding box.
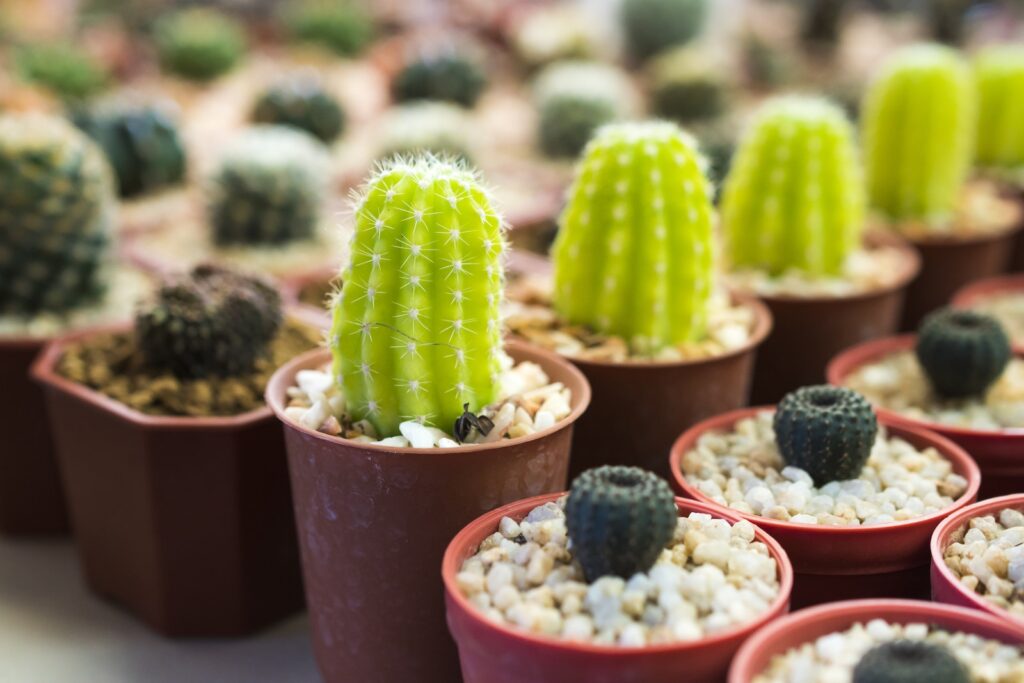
[332,156,505,437]
[552,121,715,354]
[722,96,864,277]
[974,45,1024,173]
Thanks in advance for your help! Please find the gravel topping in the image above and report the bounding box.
[877,179,1021,239]
[943,506,1024,620]
[727,245,909,298]
[965,292,1024,347]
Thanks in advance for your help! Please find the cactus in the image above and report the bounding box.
[915,308,1011,398]
[136,264,282,379]
[377,102,473,163]
[331,156,505,437]
[852,641,969,683]
[722,96,864,277]
[797,0,849,51]
[774,385,878,486]
[511,4,596,68]
[551,121,716,354]
[154,8,245,81]
[538,97,616,160]
[649,47,729,124]
[927,0,974,45]
[974,45,1024,173]
[565,466,677,582]
[621,0,707,61]
[0,114,114,316]
[252,78,346,144]
[392,50,487,108]
[862,44,974,225]
[207,126,328,247]
[15,43,108,100]
[285,0,373,57]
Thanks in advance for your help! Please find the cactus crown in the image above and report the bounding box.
[565,466,677,582]
[154,8,245,81]
[852,641,969,683]
[649,47,729,124]
[863,43,974,225]
[285,0,373,57]
[915,307,1011,399]
[722,95,864,277]
[252,77,346,144]
[552,121,716,354]
[392,49,487,108]
[621,0,707,61]
[16,43,108,100]
[974,45,1024,173]
[332,155,506,437]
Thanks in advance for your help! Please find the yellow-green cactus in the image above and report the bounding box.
[974,45,1024,174]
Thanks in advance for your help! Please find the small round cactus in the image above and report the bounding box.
[392,50,487,108]
[722,95,864,277]
[852,641,969,683]
[565,466,677,582]
[285,0,373,57]
[377,102,473,163]
[915,308,1011,399]
[621,0,707,62]
[974,45,1024,174]
[252,78,346,144]
[154,8,246,82]
[648,47,729,124]
[774,385,878,486]
[15,43,108,100]
[510,4,597,68]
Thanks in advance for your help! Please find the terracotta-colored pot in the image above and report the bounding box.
[952,272,1024,350]
[0,336,68,535]
[728,598,1024,683]
[670,407,981,609]
[266,340,591,683]
[444,493,794,683]
[745,233,921,404]
[32,324,304,637]
[828,335,1024,499]
[931,493,1024,627]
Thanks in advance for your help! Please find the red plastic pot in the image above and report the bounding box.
[266,340,591,683]
[728,598,1024,683]
[931,493,1024,627]
[952,272,1024,349]
[670,407,981,609]
[828,335,1024,499]
[443,493,793,683]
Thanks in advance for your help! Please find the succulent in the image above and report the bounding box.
[252,78,346,144]
[207,126,329,247]
[154,8,245,81]
[852,640,969,683]
[538,97,616,160]
[0,114,114,316]
[285,0,373,57]
[552,122,716,354]
[621,0,707,62]
[15,43,109,100]
[974,45,1024,174]
[331,156,505,437]
[862,44,974,226]
[392,50,487,108]
[915,308,1011,399]
[649,47,729,124]
[565,466,677,582]
[511,4,597,68]
[73,102,186,198]
[774,385,878,486]
[722,96,864,277]
[741,34,794,90]
[136,264,282,379]
[377,102,474,163]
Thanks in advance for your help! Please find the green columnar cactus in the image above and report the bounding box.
[649,47,729,124]
[15,43,109,100]
[621,0,707,61]
[252,78,346,143]
[974,45,1024,173]
[862,44,974,225]
[915,308,1011,398]
[551,122,716,353]
[722,96,864,277]
[0,114,114,316]
[392,51,487,108]
[154,8,245,81]
[285,0,373,57]
[331,156,505,437]
[853,641,969,683]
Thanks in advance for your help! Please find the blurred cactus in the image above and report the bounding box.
[621,0,707,61]
[974,45,1024,173]
[154,8,246,81]
[252,77,346,143]
[797,0,850,52]
[377,102,473,163]
[285,0,373,57]
[15,44,109,100]
[511,4,598,68]
[649,47,729,124]
[392,49,487,108]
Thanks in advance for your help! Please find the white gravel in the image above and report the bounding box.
[965,292,1024,347]
[727,245,909,298]
[943,506,1024,620]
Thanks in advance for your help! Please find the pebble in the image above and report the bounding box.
[943,506,1024,619]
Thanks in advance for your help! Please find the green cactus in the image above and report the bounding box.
[927,0,975,45]
[649,47,729,124]
[862,44,974,225]
[551,121,716,354]
[621,0,707,62]
[15,43,109,100]
[565,466,677,582]
[377,102,473,163]
[853,641,969,683]
[252,78,346,144]
[207,126,328,247]
[392,50,487,108]
[974,45,1024,174]
[722,96,864,277]
[915,308,1011,398]
[154,8,245,81]
[285,0,373,57]
[0,114,114,316]
[773,385,878,486]
[331,156,505,437]
[538,97,616,159]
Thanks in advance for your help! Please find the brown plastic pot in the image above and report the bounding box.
[31,324,304,637]
[443,494,794,683]
[266,340,591,683]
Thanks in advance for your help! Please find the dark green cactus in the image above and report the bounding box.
[915,308,1011,399]
[154,8,245,82]
[649,47,728,123]
[15,43,109,100]
[774,385,878,486]
[136,263,282,379]
[852,641,969,683]
[538,96,616,159]
[797,0,850,51]
[533,61,631,159]
[252,78,346,143]
[621,0,707,62]
[285,0,373,57]
[392,50,487,108]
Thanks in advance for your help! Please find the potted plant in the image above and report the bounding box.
[32,264,319,635]
[721,95,920,402]
[265,156,591,683]
[443,467,793,683]
[251,76,347,145]
[952,274,1024,350]
[670,385,980,608]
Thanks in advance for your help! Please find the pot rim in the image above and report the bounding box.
[442,492,794,656]
[266,338,592,455]
[952,273,1024,308]
[669,405,982,537]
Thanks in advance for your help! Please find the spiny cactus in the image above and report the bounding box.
[722,95,864,277]
[862,44,974,225]
[154,8,245,82]
[332,156,505,437]
[916,308,1011,399]
[974,45,1024,173]
[15,43,109,100]
[136,264,282,379]
[377,102,473,163]
[853,641,969,683]
[252,78,346,144]
[774,385,878,486]
[207,126,328,247]
[285,0,373,57]
[565,466,677,582]
[649,47,729,124]
[0,114,114,316]
[621,0,707,62]
[552,121,716,354]
[392,50,487,108]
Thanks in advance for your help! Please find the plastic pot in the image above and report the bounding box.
[931,493,1024,627]
[670,407,981,609]
[266,340,591,683]
[32,324,304,637]
[443,493,793,683]
[952,272,1024,349]
[828,335,1024,499]
[728,598,1024,683]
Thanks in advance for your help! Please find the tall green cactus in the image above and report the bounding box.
[552,121,715,353]
[722,95,864,277]
[862,43,974,225]
[331,156,505,437]
[974,45,1024,173]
